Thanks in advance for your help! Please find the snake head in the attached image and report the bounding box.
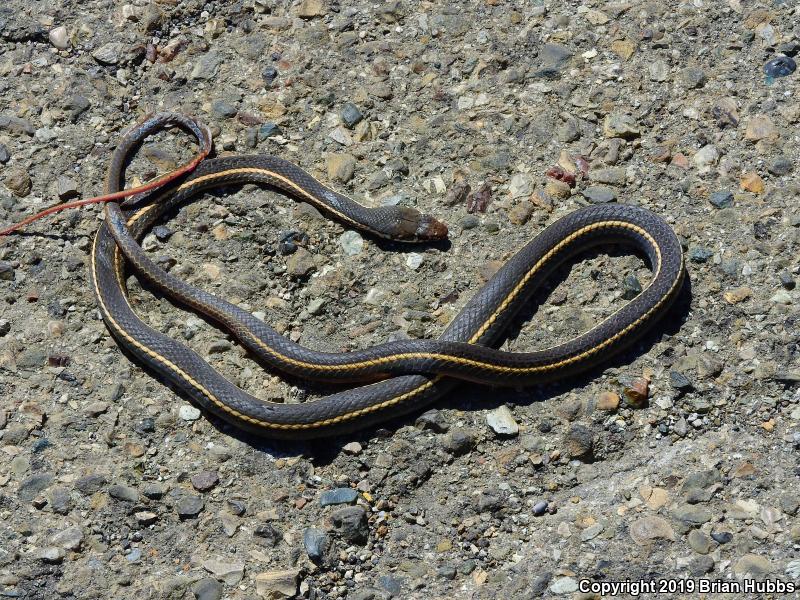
[386,207,449,241]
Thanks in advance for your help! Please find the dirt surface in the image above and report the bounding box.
[1,1,799,599]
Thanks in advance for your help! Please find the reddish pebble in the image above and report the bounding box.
[545,166,576,187]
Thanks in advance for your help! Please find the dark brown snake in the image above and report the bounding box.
[90,113,685,438]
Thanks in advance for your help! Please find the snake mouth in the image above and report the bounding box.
[415,214,449,241]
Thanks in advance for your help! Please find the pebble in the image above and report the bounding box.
[0,143,9,163]
[179,405,202,421]
[629,516,676,545]
[37,547,66,564]
[340,102,363,128]
[286,248,316,277]
[327,153,356,183]
[603,114,640,139]
[767,156,793,176]
[532,500,548,516]
[0,261,15,281]
[48,26,69,49]
[486,406,519,437]
[508,173,532,198]
[50,526,83,551]
[688,529,713,554]
[342,441,362,455]
[549,577,578,594]
[443,428,477,456]
[303,528,329,562]
[254,569,299,599]
[405,253,423,270]
[565,424,594,459]
[740,172,764,194]
[693,145,719,174]
[710,531,732,544]
[191,471,219,492]
[191,578,223,600]
[4,167,32,197]
[764,55,796,78]
[92,42,124,65]
[176,495,205,518]
[331,506,369,544]
[596,391,620,412]
[202,559,245,585]
[582,185,616,203]
[733,554,773,578]
[709,190,733,208]
[108,484,139,503]
[744,115,778,142]
[622,275,642,299]
[415,409,449,432]
[320,488,358,507]
[339,230,364,256]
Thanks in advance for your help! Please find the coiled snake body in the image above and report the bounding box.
[91,114,685,438]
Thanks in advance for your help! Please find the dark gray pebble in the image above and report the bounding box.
[320,488,358,507]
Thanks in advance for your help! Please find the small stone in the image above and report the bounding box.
[710,531,732,544]
[688,529,713,554]
[328,126,352,146]
[295,0,326,18]
[303,528,329,563]
[37,547,66,564]
[210,99,237,118]
[508,173,533,198]
[611,39,636,60]
[255,569,299,599]
[630,516,676,545]
[679,67,707,88]
[649,59,669,82]
[669,370,693,391]
[286,247,316,277]
[330,506,369,544]
[135,511,158,526]
[745,115,778,142]
[693,145,719,174]
[596,391,620,412]
[623,377,649,407]
[582,186,616,203]
[202,559,245,585]
[689,246,713,263]
[4,167,32,197]
[56,175,79,200]
[0,261,15,281]
[48,26,69,49]
[327,153,356,183]
[532,500,548,516]
[588,167,625,185]
[179,405,202,421]
[405,253,423,270]
[176,495,205,518]
[320,488,358,507]
[340,102,363,128]
[622,275,642,299]
[723,286,752,304]
[50,526,83,551]
[565,424,594,459]
[709,190,734,208]
[191,471,219,492]
[770,290,792,304]
[674,418,688,437]
[336,230,363,257]
[192,578,223,600]
[92,42,124,65]
[733,554,773,578]
[415,409,449,432]
[603,114,640,139]
[190,51,222,80]
[108,484,139,503]
[549,577,578,594]
[485,406,519,437]
[0,143,9,163]
[764,55,796,78]
[443,428,477,456]
[74,474,106,495]
[342,441,362,455]
[258,123,281,140]
[767,157,793,176]
[544,179,571,198]
[740,172,765,193]
[508,202,533,225]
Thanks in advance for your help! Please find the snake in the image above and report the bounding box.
[90,113,685,439]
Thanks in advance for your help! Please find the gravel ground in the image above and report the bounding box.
[1,1,799,599]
